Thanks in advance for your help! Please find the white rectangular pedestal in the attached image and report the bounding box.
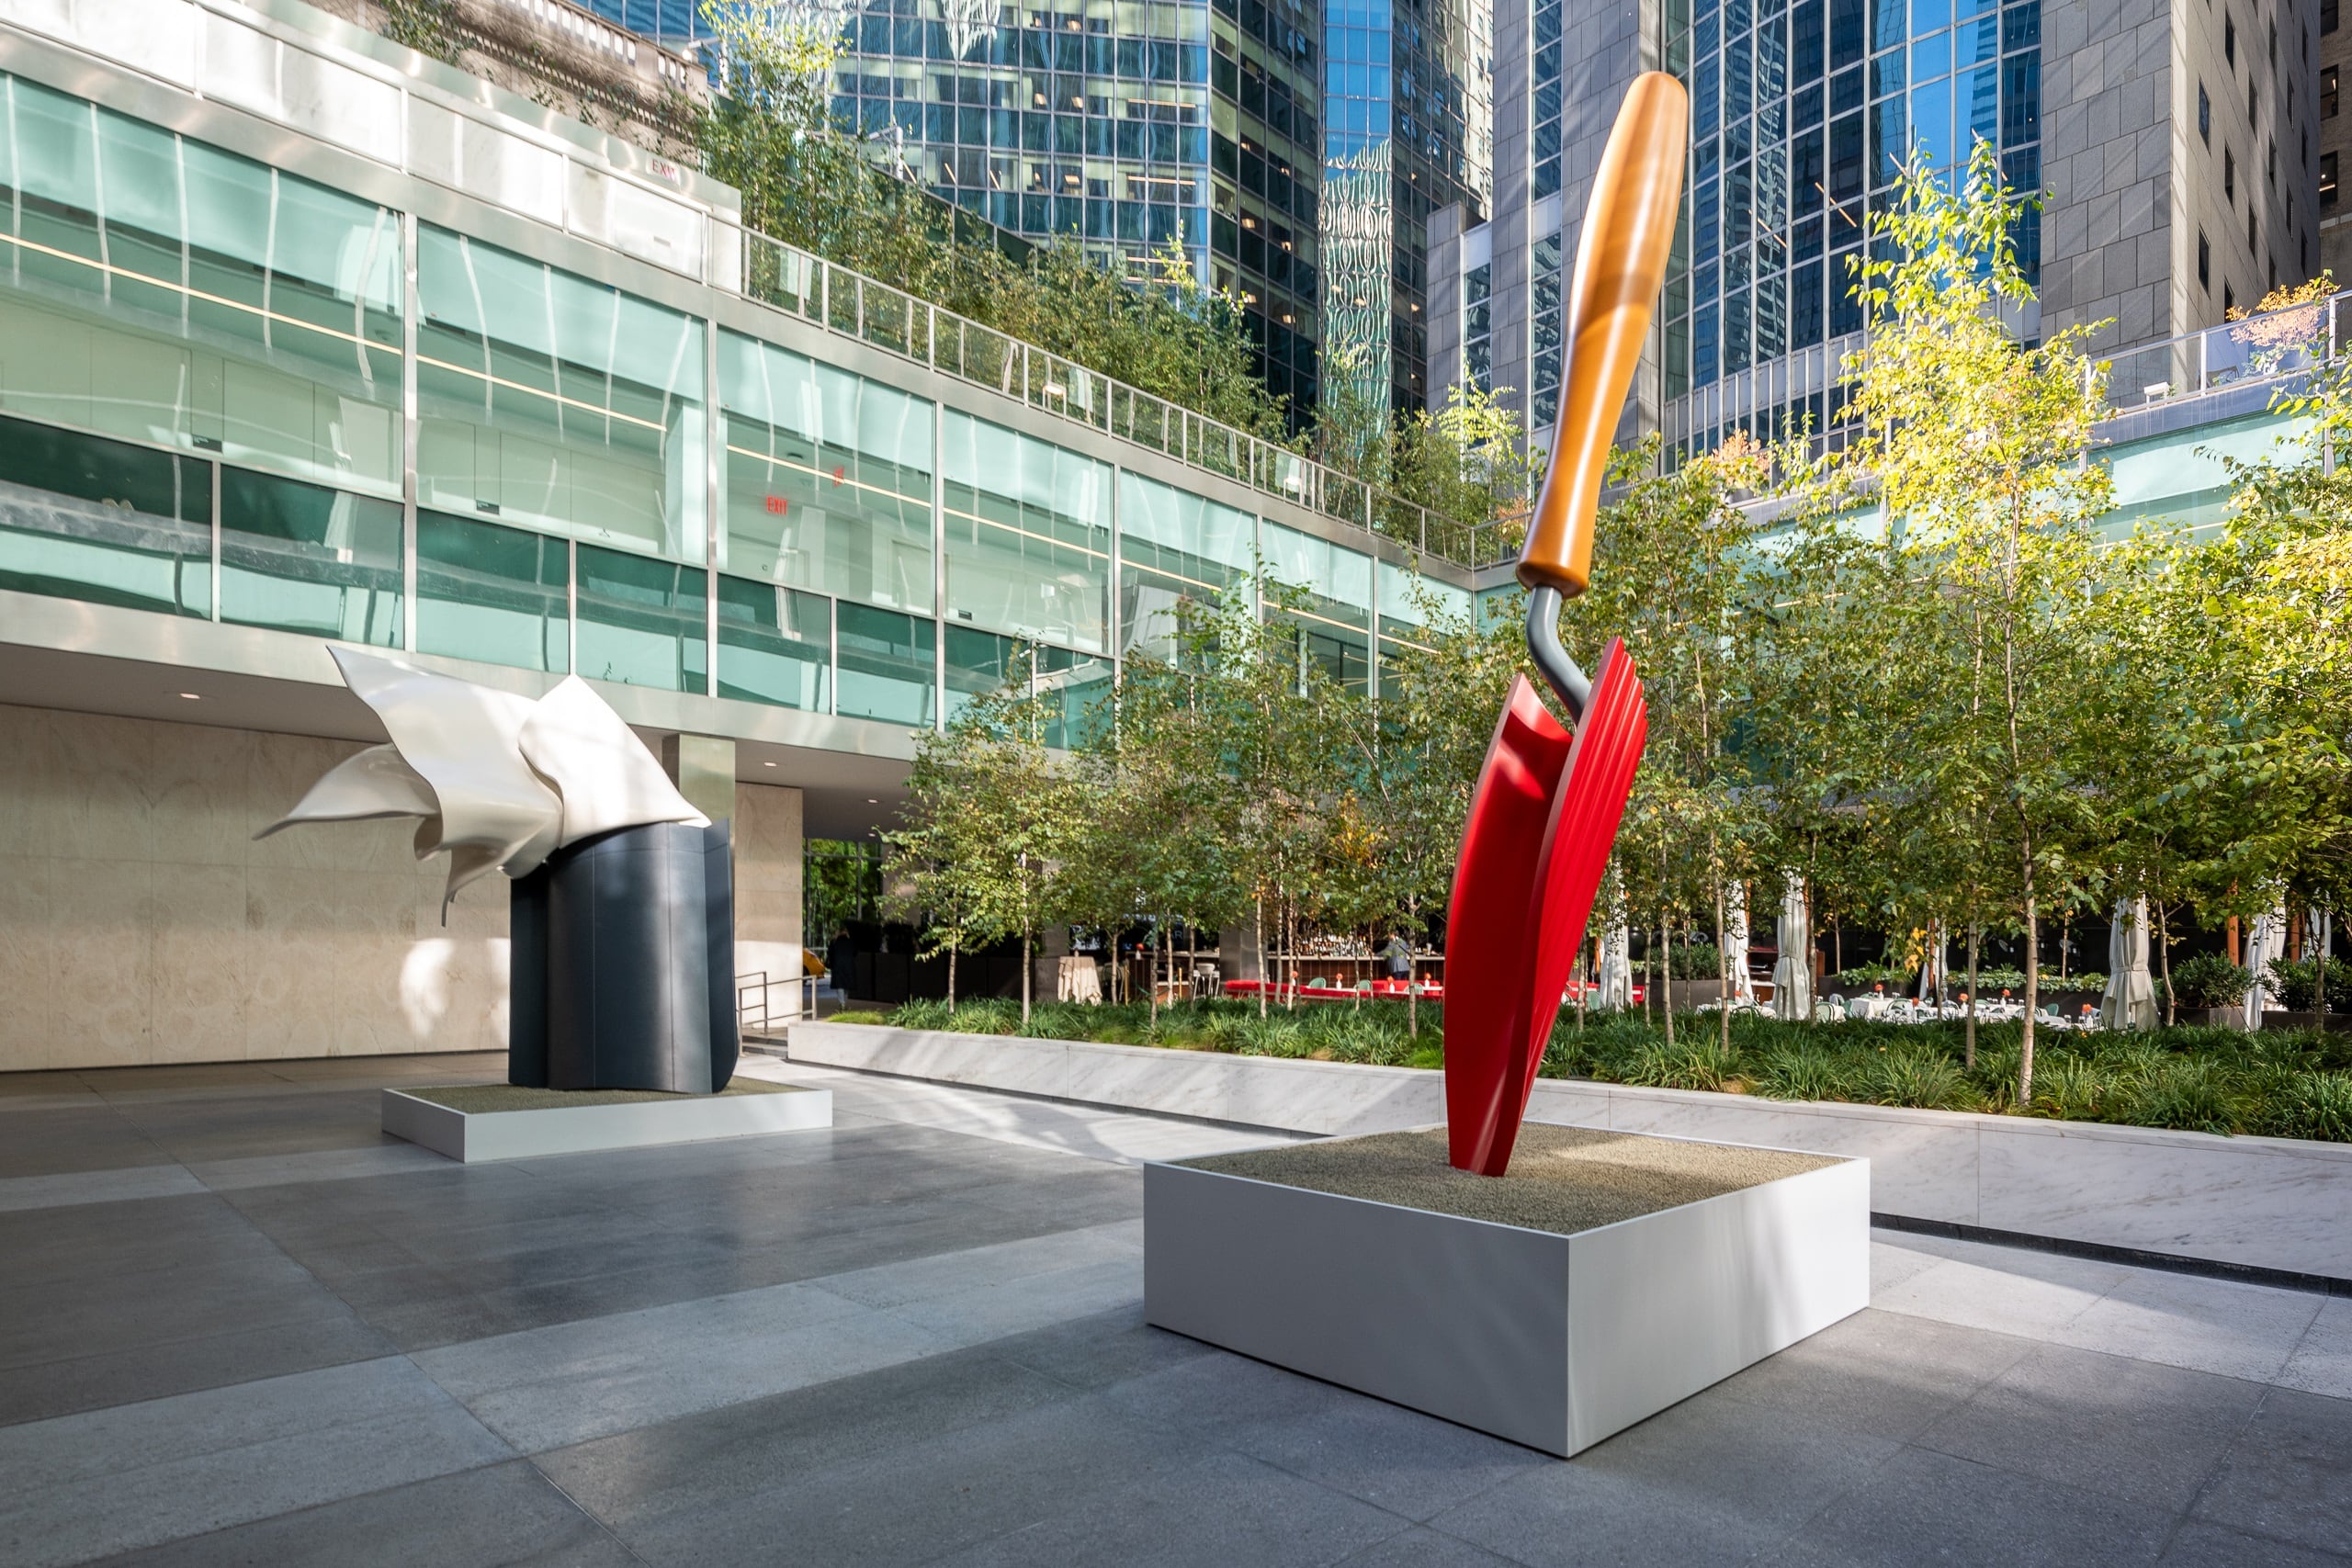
[381,1084,834,1162]
[1143,1135,1869,1457]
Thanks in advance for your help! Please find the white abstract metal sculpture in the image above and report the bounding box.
[259,648,707,912]
[262,647,736,1095]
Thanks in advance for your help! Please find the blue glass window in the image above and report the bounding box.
[2001,51,2039,142]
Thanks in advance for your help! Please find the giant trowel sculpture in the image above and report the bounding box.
[1443,74,1687,1176]
[260,648,740,1094]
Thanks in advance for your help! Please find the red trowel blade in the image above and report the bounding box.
[1442,640,1647,1176]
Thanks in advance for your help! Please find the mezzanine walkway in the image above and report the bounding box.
[0,1054,2346,1566]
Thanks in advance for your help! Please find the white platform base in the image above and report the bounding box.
[381,1085,834,1163]
[1144,1135,1870,1457]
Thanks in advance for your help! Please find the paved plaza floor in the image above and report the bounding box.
[1,1052,2347,1568]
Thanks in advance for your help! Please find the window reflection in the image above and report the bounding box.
[942,412,1110,652]
[719,331,934,615]
[415,226,707,563]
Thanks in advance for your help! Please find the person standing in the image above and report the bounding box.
[1383,931,1413,986]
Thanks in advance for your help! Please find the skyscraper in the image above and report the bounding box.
[822,0,1322,415]
[1321,0,1492,412]
[1428,0,2320,464]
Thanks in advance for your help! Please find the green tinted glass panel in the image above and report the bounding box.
[942,412,1109,652]
[1375,558,1470,630]
[719,332,933,614]
[945,624,1026,723]
[576,543,707,693]
[717,575,831,711]
[1288,618,1371,695]
[1261,521,1372,628]
[1115,470,1251,663]
[415,510,569,672]
[0,413,209,616]
[0,73,402,492]
[836,601,935,726]
[219,467,401,644]
[1037,646,1111,750]
[417,226,706,562]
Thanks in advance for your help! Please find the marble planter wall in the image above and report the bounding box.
[0,705,808,1072]
[792,1021,2352,1282]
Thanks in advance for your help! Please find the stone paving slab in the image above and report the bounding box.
[0,1053,2346,1567]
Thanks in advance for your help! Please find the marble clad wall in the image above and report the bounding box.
[733,780,805,995]
[0,703,513,1071]
[791,1021,2352,1281]
[0,705,808,1071]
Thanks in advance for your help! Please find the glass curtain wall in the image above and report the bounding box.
[942,411,1111,652]
[0,72,403,631]
[1261,518,1371,693]
[718,331,935,614]
[1663,0,2042,434]
[0,73,1434,741]
[1116,469,1256,663]
[1375,555,1468,686]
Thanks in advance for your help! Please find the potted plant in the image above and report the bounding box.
[2165,953,2254,1029]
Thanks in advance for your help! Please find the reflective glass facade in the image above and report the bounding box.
[0,70,1459,736]
[828,0,1322,416]
[1662,0,2043,423]
[1321,0,1489,411]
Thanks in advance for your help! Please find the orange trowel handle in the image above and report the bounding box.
[1517,73,1690,599]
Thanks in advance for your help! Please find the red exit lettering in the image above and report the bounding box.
[764,495,788,515]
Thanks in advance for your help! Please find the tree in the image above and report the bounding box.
[1836,141,2114,1103]
[1359,580,1530,1032]
[884,669,1079,1023]
[1567,433,1779,1049]
[879,722,993,1005]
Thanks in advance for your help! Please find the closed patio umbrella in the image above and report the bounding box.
[1771,874,1814,1021]
[1724,882,1758,1007]
[1596,907,1634,1011]
[2245,902,2288,1027]
[2100,897,2159,1031]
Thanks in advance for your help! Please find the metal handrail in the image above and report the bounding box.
[736,968,814,1034]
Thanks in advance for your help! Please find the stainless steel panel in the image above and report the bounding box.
[1563,1158,1871,1453]
[1145,1146,1871,1458]
[1145,1162,1575,1453]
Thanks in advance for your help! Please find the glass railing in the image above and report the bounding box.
[734,231,1469,568]
[2095,293,2346,413]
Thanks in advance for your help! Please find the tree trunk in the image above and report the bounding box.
[948,944,958,1010]
[1148,922,1159,1027]
[1021,929,1033,1024]
[1964,925,1980,1069]
[1284,901,1297,1011]
[2317,911,2330,1020]
[1716,888,1732,1055]
[1662,917,1677,1048]
[1256,897,1268,1019]
[1576,933,1589,1033]
[2018,867,2039,1108]
[2157,901,2176,1027]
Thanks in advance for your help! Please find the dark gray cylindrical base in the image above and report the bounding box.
[508,819,738,1094]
